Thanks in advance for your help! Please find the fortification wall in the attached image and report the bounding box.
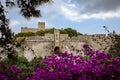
[38,22,45,31]
[62,41,86,54]
[21,22,45,33]
[21,27,38,33]
[92,34,106,39]
[26,41,54,58]
[45,34,54,41]
[19,28,116,60]
[60,34,68,41]
[23,33,113,58]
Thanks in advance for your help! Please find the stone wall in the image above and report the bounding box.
[45,34,54,41]
[21,27,38,33]
[38,22,45,31]
[21,22,45,33]
[5,32,114,61]
[25,41,54,58]
[60,34,68,41]
[19,22,117,60]
[23,30,114,59]
[25,36,54,57]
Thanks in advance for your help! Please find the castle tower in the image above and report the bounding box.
[38,22,45,31]
[54,29,60,47]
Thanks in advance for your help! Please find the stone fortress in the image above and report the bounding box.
[21,22,116,60]
[21,22,45,32]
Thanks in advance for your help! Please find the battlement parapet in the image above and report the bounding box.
[21,22,45,33]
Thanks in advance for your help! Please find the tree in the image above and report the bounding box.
[0,2,14,46]
[45,28,55,34]
[103,26,120,57]
[109,35,120,57]
[36,30,45,36]
[60,29,67,34]
[60,28,80,37]
[0,0,52,59]
[15,32,35,37]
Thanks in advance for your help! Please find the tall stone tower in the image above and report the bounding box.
[38,22,45,31]
[54,29,60,47]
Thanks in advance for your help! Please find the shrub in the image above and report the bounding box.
[0,63,26,80]
[15,32,35,37]
[0,44,120,80]
[109,35,120,57]
[36,30,45,36]
[1,56,43,73]
[26,44,120,80]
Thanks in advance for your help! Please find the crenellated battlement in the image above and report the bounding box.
[19,22,117,58]
[21,22,45,33]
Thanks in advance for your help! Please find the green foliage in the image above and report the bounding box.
[1,56,43,73]
[16,28,55,37]
[0,0,52,45]
[60,29,67,34]
[77,32,83,35]
[0,27,14,46]
[1,56,29,73]
[29,57,43,68]
[36,30,45,36]
[30,57,43,64]
[0,0,51,59]
[109,35,120,57]
[0,3,14,46]
[60,28,82,37]
[0,0,52,43]
[15,32,35,37]
[60,28,83,37]
[4,0,52,19]
[15,28,83,37]
[36,28,55,36]
[45,28,55,34]
[64,28,78,37]
[7,50,18,60]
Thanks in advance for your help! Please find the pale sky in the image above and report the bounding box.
[7,0,120,34]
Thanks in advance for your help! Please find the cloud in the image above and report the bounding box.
[39,1,59,19]
[71,0,120,13]
[9,0,120,26]
[60,4,120,21]
[9,20,20,27]
[51,0,120,21]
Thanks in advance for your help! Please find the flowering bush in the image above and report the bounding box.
[26,44,120,80]
[0,64,26,80]
[0,44,120,80]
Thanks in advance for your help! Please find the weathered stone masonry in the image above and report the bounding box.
[21,22,115,59]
